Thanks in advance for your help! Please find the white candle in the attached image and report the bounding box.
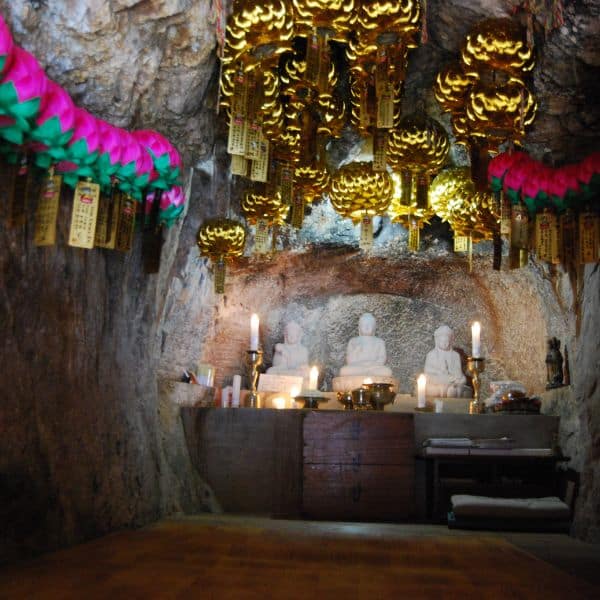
[250,313,260,351]
[471,321,481,358]
[417,373,427,408]
[232,374,241,408]
[308,366,319,391]
[221,386,231,408]
[290,385,300,399]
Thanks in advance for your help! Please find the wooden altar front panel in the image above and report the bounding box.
[302,412,415,521]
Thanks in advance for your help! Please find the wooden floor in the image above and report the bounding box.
[0,515,598,599]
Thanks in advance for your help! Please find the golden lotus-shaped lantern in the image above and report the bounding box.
[461,18,534,75]
[223,0,294,70]
[465,79,537,144]
[292,0,356,94]
[434,17,536,190]
[389,112,450,174]
[281,56,338,109]
[429,167,499,242]
[388,111,449,250]
[330,161,393,250]
[242,191,290,254]
[388,171,434,226]
[197,218,246,293]
[292,0,356,39]
[241,191,289,225]
[355,0,421,45]
[290,164,331,227]
[330,162,393,222]
[434,62,477,116]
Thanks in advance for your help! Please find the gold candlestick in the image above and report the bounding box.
[467,356,486,414]
[245,349,263,408]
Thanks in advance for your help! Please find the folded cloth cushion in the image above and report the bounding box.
[451,495,570,520]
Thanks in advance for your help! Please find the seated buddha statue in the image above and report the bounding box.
[339,313,392,377]
[267,321,311,380]
[424,324,472,398]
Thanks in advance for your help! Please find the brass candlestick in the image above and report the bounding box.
[245,349,263,408]
[467,356,486,414]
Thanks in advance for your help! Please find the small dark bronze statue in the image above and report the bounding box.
[545,337,564,389]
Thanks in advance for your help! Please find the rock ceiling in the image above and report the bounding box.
[0,0,597,170]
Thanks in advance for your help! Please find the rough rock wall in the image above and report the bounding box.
[572,265,600,542]
[0,0,220,562]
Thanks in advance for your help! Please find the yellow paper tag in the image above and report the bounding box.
[115,196,136,252]
[245,121,262,161]
[214,256,226,294]
[454,235,470,253]
[373,130,388,172]
[376,84,395,129]
[511,202,529,249]
[579,210,599,264]
[535,210,558,263]
[95,190,121,249]
[556,211,575,266]
[254,218,270,255]
[231,154,248,177]
[34,173,62,247]
[359,85,371,130]
[279,163,294,206]
[291,192,305,229]
[500,192,512,237]
[250,137,269,182]
[68,180,100,249]
[360,214,374,251]
[408,219,420,252]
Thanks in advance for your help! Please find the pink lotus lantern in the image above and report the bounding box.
[488,150,528,193]
[55,107,100,186]
[31,79,76,168]
[502,153,535,204]
[94,120,123,188]
[0,46,47,144]
[115,131,155,200]
[132,129,182,189]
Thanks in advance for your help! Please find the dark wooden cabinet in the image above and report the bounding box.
[302,412,415,521]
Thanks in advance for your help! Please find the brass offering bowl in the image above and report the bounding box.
[295,395,328,409]
[337,390,354,410]
[351,386,372,410]
[364,382,396,410]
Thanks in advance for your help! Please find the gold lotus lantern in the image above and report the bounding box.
[197,218,246,293]
[388,171,434,247]
[461,18,534,76]
[388,111,449,250]
[292,0,356,93]
[437,17,537,191]
[429,167,499,269]
[330,161,393,249]
[222,1,294,173]
[241,191,289,254]
[223,0,294,71]
[433,62,477,142]
[291,164,331,228]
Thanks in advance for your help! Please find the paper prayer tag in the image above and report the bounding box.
[95,189,122,249]
[34,173,62,247]
[115,195,136,252]
[360,214,374,250]
[68,180,100,249]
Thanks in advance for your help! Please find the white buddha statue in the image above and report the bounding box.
[267,321,311,380]
[424,324,472,398]
[339,313,392,377]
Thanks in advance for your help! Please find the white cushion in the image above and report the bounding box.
[451,495,570,520]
